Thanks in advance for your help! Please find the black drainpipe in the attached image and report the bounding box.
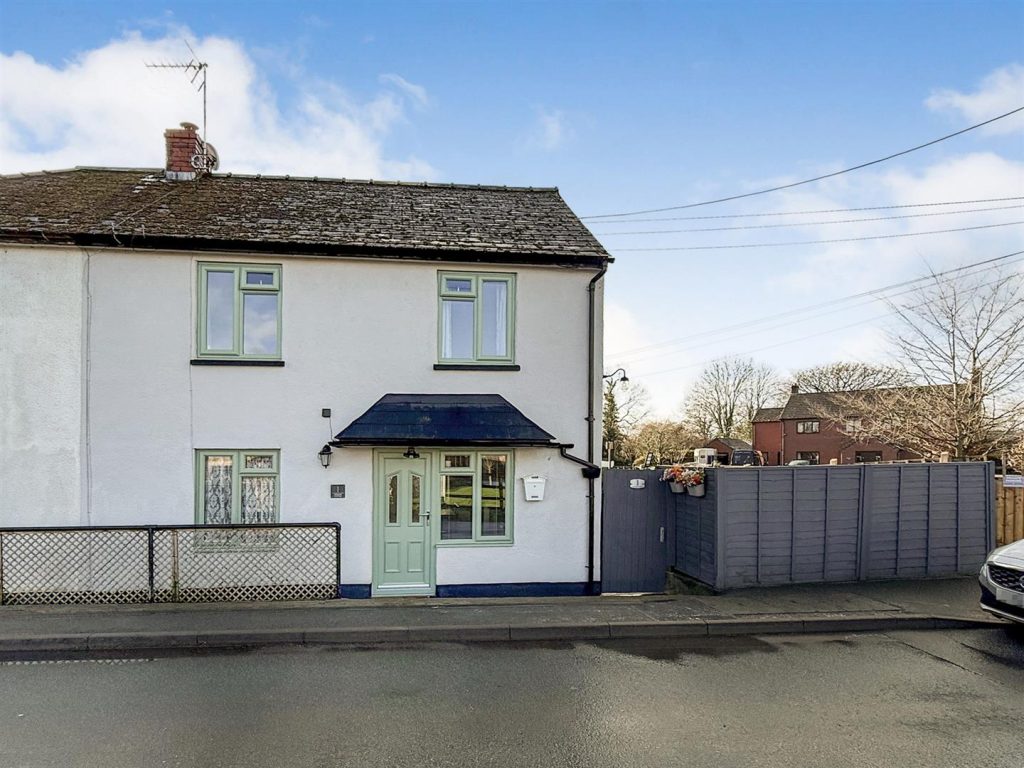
[585,264,608,595]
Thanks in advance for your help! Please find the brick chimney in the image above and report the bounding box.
[164,122,202,180]
[791,383,799,394]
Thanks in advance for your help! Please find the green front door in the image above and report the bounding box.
[373,453,434,596]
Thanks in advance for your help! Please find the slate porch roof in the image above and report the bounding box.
[0,168,610,267]
[332,394,561,447]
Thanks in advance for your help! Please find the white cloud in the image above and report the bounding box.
[0,30,436,180]
[527,107,570,151]
[926,63,1024,135]
[379,73,429,108]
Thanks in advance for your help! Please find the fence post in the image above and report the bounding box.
[335,524,342,599]
[170,530,180,602]
[857,465,871,581]
[147,527,155,603]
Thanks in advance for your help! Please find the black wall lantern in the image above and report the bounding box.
[403,446,420,459]
[318,444,333,468]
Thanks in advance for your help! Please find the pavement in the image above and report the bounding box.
[0,576,1006,657]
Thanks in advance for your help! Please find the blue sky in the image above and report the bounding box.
[2,1,1023,415]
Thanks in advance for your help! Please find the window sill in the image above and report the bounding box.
[191,359,285,367]
[435,539,514,548]
[433,364,520,371]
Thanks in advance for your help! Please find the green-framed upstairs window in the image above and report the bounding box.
[196,450,280,524]
[438,272,515,364]
[439,451,512,543]
[198,263,282,359]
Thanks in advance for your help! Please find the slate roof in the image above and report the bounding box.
[332,394,560,446]
[763,386,951,421]
[752,407,783,423]
[0,168,610,267]
[707,438,752,451]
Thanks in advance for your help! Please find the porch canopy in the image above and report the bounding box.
[332,394,561,447]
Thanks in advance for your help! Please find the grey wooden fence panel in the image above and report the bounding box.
[824,467,861,582]
[720,471,759,588]
[926,464,959,575]
[792,469,828,583]
[866,466,901,579]
[601,469,668,593]
[673,463,994,591]
[956,463,994,571]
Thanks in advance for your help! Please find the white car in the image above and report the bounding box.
[979,539,1024,624]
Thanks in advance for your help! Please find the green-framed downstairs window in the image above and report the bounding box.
[196,450,280,524]
[438,272,515,364]
[198,263,282,359]
[438,451,512,544]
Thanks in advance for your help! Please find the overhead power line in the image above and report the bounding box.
[605,249,1024,359]
[582,106,1024,220]
[594,204,1024,236]
[592,196,1024,224]
[630,268,1015,382]
[609,255,1024,367]
[614,220,1023,251]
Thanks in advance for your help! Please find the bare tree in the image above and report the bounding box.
[683,358,782,441]
[602,379,649,464]
[1005,434,1024,474]
[837,269,1024,459]
[622,420,703,466]
[789,362,912,393]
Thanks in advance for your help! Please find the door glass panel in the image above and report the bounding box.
[480,281,508,357]
[481,455,507,536]
[241,476,277,524]
[205,271,235,351]
[411,475,421,524]
[203,455,233,524]
[441,300,474,359]
[243,293,279,355]
[440,475,474,540]
[387,474,399,524]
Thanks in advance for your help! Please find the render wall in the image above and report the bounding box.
[0,247,85,526]
[1,245,602,588]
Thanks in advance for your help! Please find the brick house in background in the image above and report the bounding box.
[752,385,916,466]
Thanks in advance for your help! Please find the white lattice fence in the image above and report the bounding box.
[0,524,340,605]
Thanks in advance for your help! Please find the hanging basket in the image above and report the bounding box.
[687,483,706,497]
[669,482,686,494]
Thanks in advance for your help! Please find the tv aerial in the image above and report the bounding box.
[145,40,217,172]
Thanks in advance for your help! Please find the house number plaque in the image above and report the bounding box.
[330,484,346,498]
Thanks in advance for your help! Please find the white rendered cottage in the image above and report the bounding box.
[0,123,611,598]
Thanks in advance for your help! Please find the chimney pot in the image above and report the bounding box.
[791,384,799,394]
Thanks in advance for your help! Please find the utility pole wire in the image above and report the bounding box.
[605,249,1024,359]
[582,106,1024,220]
[594,204,1024,236]
[593,196,1024,224]
[614,220,1023,251]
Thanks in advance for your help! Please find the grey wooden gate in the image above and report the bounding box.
[601,469,670,593]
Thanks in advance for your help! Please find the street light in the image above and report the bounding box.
[603,368,629,386]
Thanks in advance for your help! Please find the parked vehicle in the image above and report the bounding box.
[979,540,1024,624]
[787,459,811,466]
[730,450,764,467]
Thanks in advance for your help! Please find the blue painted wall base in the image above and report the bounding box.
[338,584,371,599]
[339,582,601,599]
[436,582,599,598]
